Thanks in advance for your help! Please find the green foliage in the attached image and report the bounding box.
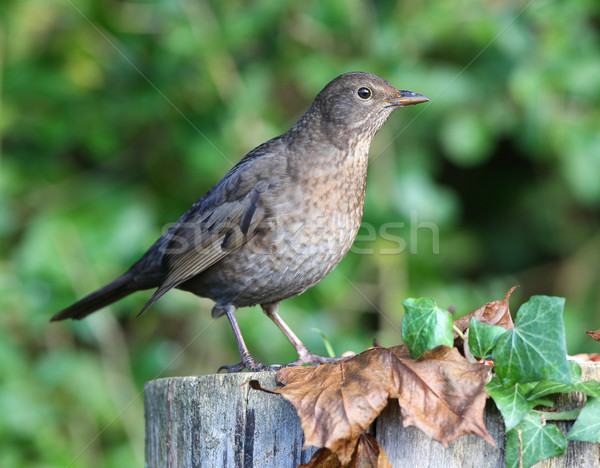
[2,0,600,466]
[401,293,600,467]
[505,412,567,468]
[401,298,454,359]
[567,397,600,443]
[468,318,507,359]
[485,378,549,432]
[311,328,336,358]
[494,296,571,385]
[472,296,600,467]
[528,360,600,400]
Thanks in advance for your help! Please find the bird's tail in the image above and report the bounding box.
[51,273,138,321]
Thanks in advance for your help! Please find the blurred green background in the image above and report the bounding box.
[1,0,599,466]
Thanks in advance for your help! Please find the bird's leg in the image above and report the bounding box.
[261,303,345,366]
[219,305,275,373]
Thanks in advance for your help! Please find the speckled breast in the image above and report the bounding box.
[182,148,370,308]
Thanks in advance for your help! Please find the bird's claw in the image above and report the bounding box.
[286,351,349,368]
[218,362,246,373]
[217,361,283,373]
[218,350,347,373]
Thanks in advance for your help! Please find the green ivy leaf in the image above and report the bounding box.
[528,361,600,400]
[505,412,567,468]
[486,376,551,431]
[468,318,507,359]
[567,397,600,443]
[401,298,454,359]
[493,296,571,385]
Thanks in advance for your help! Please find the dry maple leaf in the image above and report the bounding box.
[454,285,518,337]
[392,346,494,447]
[298,448,340,468]
[298,433,392,468]
[586,329,600,344]
[273,347,403,463]
[255,344,493,464]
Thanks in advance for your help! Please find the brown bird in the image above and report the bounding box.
[52,72,429,371]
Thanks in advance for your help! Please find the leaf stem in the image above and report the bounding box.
[312,328,336,358]
[532,409,581,421]
[453,325,465,340]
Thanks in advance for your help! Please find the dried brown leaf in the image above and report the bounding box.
[297,448,341,468]
[586,328,600,344]
[272,344,492,464]
[393,346,494,446]
[275,347,400,463]
[298,434,391,468]
[351,433,392,468]
[454,285,518,336]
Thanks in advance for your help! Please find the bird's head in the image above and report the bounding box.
[311,72,429,143]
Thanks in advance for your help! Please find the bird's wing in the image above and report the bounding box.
[138,148,287,315]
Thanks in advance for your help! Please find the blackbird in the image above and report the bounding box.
[52,72,429,371]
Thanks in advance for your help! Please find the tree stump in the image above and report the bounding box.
[144,363,600,467]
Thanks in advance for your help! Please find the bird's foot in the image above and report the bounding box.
[218,354,347,372]
[287,350,349,368]
[218,351,283,373]
[218,362,283,373]
[218,362,247,373]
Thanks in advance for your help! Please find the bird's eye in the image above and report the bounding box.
[357,87,372,100]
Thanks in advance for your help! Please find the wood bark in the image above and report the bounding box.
[145,362,600,467]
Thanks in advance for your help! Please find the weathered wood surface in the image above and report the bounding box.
[145,363,600,468]
[145,372,317,467]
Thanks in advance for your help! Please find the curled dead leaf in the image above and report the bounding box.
[586,329,600,344]
[297,447,340,468]
[274,347,402,463]
[454,286,518,340]
[393,346,494,447]
[298,433,391,468]
[258,344,492,464]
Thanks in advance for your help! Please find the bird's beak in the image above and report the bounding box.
[386,90,430,107]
